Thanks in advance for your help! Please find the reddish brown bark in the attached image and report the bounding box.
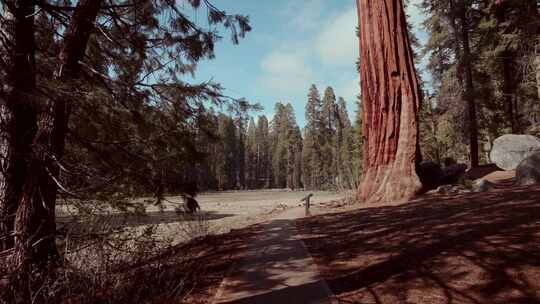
[356,0,423,204]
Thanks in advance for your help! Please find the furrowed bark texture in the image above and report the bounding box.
[1,0,38,253]
[12,0,102,276]
[356,0,423,204]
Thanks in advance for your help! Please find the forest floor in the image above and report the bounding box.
[180,172,540,304]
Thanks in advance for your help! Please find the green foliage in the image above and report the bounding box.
[419,0,540,165]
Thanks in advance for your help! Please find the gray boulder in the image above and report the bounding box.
[516,152,540,186]
[490,134,540,171]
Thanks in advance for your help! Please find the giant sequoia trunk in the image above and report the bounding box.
[356,0,423,203]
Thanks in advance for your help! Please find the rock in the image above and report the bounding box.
[472,178,495,192]
[516,152,540,186]
[490,134,540,171]
[417,161,443,190]
[436,184,472,195]
[436,185,453,195]
[440,164,467,185]
[451,185,467,192]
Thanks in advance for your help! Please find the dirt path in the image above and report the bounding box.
[213,207,335,304]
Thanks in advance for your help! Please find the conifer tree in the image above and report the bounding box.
[246,117,257,189]
[302,85,323,189]
[320,87,337,189]
[256,115,271,188]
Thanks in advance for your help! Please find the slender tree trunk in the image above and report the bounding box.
[427,97,441,164]
[356,0,423,204]
[536,45,540,101]
[502,52,517,133]
[458,0,479,167]
[0,106,10,251]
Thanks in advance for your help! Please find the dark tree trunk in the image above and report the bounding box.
[12,0,102,281]
[1,2,38,301]
[427,97,441,164]
[502,52,517,133]
[458,0,479,168]
[356,0,423,203]
[1,0,38,254]
[536,49,540,101]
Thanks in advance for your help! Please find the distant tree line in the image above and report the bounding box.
[191,85,363,191]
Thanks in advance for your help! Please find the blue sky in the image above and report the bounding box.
[189,0,428,127]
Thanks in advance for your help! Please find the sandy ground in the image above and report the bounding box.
[159,190,349,242]
[56,190,350,244]
[183,190,348,231]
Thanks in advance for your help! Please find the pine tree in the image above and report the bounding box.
[284,104,303,190]
[271,103,287,188]
[320,87,337,189]
[335,97,355,190]
[256,115,271,188]
[216,115,238,190]
[246,117,257,189]
[302,85,323,190]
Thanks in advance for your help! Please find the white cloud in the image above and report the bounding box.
[315,7,358,67]
[278,0,325,32]
[259,4,360,111]
[259,50,314,93]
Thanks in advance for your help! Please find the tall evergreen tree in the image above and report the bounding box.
[271,103,287,188]
[256,115,271,188]
[246,117,257,189]
[302,85,323,190]
[216,114,237,190]
[320,87,337,189]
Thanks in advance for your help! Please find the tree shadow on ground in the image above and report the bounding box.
[171,214,338,303]
[296,185,540,303]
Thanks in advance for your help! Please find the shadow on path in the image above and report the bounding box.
[213,209,334,304]
[297,185,540,303]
